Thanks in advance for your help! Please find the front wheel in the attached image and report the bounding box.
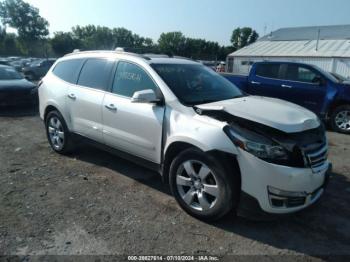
[330,105,350,134]
[169,148,240,221]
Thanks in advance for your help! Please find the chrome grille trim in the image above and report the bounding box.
[303,143,328,173]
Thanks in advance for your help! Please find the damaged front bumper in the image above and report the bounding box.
[236,148,332,218]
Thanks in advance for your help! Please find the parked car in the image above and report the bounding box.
[216,61,226,72]
[9,60,26,72]
[222,61,350,134]
[22,59,56,80]
[39,50,331,221]
[0,65,38,107]
[199,60,217,71]
[0,59,10,66]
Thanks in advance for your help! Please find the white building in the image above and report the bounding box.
[226,25,350,78]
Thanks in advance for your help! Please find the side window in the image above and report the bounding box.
[77,58,114,90]
[52,59,85,84]
[112,61,158,97]
[298,67,318,83]
[286,65,320,84]
[255,64,280,79]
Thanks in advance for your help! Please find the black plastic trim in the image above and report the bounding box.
[71,133,162,173]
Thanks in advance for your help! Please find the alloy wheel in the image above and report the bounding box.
[48,116,65,150]
[335,110,350,131]
[176,160,219,212]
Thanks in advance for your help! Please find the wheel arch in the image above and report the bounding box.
[327,99,350,119]
[162,141,241,189]
[43,103,72,131]
[44,105,59,121]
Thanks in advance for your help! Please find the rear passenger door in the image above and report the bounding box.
[51,58,86,123]
[67,58,114,143]
[102,61,164,164]
[248,63,287,100]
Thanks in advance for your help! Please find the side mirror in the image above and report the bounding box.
[313,76,326,86]
[131,89,160,104]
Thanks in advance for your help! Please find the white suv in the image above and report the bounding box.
[39,49,331,220]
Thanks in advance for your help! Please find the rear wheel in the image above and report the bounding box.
[330,105,350,134]
[45,110,75,154]
[169,148,240,221]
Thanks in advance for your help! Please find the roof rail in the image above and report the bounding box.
[143,53,169,59]
[64,48,194,62]
[172,55,196,62]
[64,49,151,60]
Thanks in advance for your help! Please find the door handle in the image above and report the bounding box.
[105,104,117,111]
[281,84,292,88]
[68,93,76,100]
[251,81,261,85]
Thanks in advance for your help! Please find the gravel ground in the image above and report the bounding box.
[0,110,349,260]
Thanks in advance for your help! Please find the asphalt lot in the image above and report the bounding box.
[0,109,349,260]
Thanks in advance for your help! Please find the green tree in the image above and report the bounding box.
[111,27,134,48]
[158,31,186,55]
[51,32,81,56]
[0,33,22,55]
[230,27,259,50]
[0,0,49,41]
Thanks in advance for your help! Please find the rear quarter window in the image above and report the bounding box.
[256,63,280,79]
[52,59,85,84]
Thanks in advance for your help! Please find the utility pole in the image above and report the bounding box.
[316,29,321,51]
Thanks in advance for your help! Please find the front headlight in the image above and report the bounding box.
[224,125,288,162]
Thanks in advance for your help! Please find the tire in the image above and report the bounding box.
[169,148,240,221]
[330,105,350,134]
[45,110,75,154]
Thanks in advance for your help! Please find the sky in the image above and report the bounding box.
[22,0,350,45]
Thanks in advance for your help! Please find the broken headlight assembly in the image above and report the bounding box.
[224,125,289,164]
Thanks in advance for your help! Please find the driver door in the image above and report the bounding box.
[281,64,327,114]
[102,61,164,164]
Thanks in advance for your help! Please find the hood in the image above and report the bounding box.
[340,82,350,91]
[196,96,320,133]
[0,79,36,90]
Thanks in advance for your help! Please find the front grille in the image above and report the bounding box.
[286,196,306,207]
[303,142,328,173]
[270,196,306,208]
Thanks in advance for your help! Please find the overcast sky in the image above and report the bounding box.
[24,0,350,45]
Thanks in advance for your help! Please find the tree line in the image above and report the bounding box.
[0,0,259,60]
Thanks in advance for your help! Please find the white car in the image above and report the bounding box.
[39,49,331,221]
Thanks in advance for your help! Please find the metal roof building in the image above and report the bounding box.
[227,25,350,78]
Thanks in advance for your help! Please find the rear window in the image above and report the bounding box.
[256,64,280,79]
[77,58,114,90]
[52,59,85,84]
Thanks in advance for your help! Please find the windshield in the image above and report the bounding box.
[310,64,340,83]
[0,67,23,80]
[151,63,244,105]
[330,72,347,82]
